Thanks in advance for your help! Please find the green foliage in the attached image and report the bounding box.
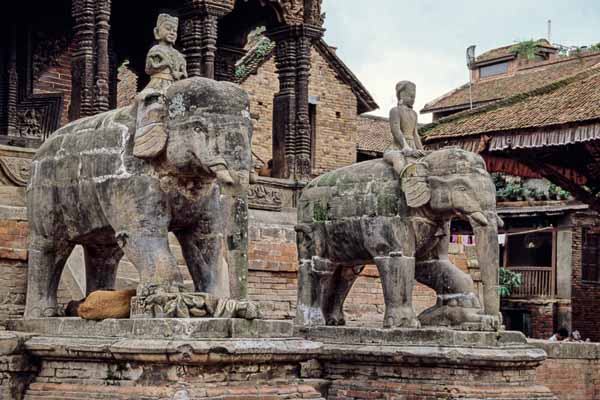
[492,173,570,201]
[510,40,538,60]
[234,65,248,80]
[499,267,523,297]
[313,203,329,222]
[548,184,570,200]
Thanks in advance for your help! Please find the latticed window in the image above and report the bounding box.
[582,229,600,282]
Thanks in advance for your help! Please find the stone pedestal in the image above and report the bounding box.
[0,320,557,399]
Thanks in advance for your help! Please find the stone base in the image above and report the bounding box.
[8,317,294,339]
[0,324,558,399]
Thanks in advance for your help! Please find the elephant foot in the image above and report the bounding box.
[325,311,346,326]
[383,306,420,329]
[418,293,500,330]
[25,303,65,318]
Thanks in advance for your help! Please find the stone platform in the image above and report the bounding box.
[8,317,293,339]
[0,319,558,399]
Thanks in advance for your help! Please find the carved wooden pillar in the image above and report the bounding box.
[94,0,111,112]
[267,25,323,180]
[294,33,313,179]
[267,27,298,179]
[200,14,218,79]
[180,16,203,77]
[71,0,96,119]
[6,24,18,136]
[180,1,233,79]
[215,45,246,82]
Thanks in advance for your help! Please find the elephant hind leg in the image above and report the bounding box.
[25,236,74,318]
[322,265,363,326]
[374,254,419,328]
[83,242,123,295]
[296,257,358,327]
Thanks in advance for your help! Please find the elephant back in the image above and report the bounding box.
[165,78,252,174]
[298,159,405,224]
[29,105,139,189]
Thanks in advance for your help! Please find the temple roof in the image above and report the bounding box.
[236,37,378,114]
[356,115,391,154]
[421,62,600,143]
[421,50,600,114]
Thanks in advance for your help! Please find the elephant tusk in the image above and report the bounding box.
[496,214,505,228]
[468,211,489,227]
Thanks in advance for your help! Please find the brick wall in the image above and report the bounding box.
[532,340,600,400]
[571,213,600,342]
[116,64,138,108]
[32,41,74,127]
[241,47,359,176]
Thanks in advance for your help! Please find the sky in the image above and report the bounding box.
[321,0,600,122]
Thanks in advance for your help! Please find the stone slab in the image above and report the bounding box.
[296,325,528,348]
[8,317,294,339]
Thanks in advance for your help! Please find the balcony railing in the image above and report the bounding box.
[507,266,555,298]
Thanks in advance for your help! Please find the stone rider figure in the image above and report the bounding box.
[133,13,234,184]
[384,80,426,176]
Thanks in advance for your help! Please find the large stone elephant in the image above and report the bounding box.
[25,77,252,318]
[295,148,502,329]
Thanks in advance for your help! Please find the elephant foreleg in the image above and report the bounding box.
[116,232,183,294]
[84,243,123,295]
[175,228,230,297]
[415,224,485,327]
[25,235,74,318]
[375,253,419,328]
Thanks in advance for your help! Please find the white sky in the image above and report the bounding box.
[321,0,600,122]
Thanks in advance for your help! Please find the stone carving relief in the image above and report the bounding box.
[248,184,283,211]
[17,109,43,139]
[0,157,31,187]
[131,286,260,319]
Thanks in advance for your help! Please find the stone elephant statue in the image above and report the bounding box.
[295,148,502,329]
[25,77,252,318]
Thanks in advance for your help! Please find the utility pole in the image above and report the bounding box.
[466,45,476,110]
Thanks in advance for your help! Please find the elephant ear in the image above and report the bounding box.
[401,162,431,208]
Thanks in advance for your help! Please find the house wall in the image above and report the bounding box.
[571,213,600,342]
[533,340,600,400]
[240,47,359,176]
[31,40,74,127]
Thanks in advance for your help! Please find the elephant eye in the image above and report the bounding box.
[457,186,466,191]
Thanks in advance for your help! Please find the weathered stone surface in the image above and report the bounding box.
[1,328,558,400]
[8,317,293,339]
[296,147,502,330]
[297,325,527,347]
[25,76,253,318]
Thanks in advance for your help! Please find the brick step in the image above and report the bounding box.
[25,383,324,400]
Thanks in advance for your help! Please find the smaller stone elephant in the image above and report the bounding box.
[295,148,502,329]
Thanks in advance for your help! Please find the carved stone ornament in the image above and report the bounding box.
[17,109,43,139]
[131,284,260,319]
[248,184,283,211]
[0,156,31,187]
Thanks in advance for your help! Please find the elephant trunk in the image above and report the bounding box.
[470,211,500,318]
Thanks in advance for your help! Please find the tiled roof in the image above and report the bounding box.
[235,37,378,114]
[422,63,600,141]
[474,39,555,63]
[356,115,391,154]
[422,51,600,113]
